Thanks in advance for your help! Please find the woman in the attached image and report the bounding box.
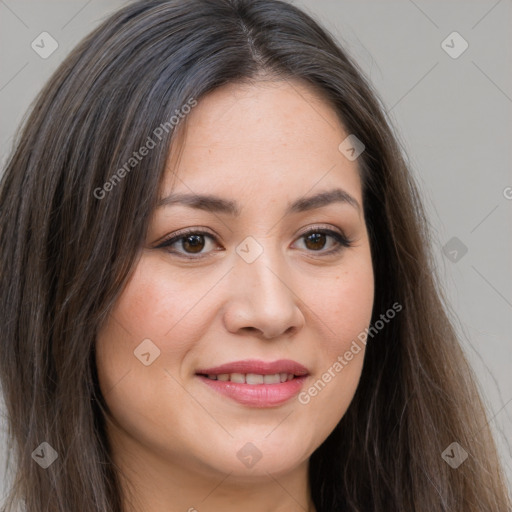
[0,0,509,511]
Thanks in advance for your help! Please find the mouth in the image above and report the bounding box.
[197,372,297,384]
[195,359,309,408]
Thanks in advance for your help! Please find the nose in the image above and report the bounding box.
[222,245,306,340]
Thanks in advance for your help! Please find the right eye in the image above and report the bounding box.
[155,229,222,259]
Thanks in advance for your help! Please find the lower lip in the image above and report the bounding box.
[197,375,308,407]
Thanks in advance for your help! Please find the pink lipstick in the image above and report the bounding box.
[195,359,309,408]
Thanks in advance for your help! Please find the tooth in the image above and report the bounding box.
[286,374,294,381]
[246,373,264,385]
[230,373,245,384]
[217,374,229,381]
[208,374,217,380]
[280,372,288,383]
[263,373,280,384]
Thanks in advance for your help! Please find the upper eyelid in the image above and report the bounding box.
[158,224,346,244]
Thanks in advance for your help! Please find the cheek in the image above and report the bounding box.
[94,256,212,455]
[101,253,223,356]
[94,256,196,402]
[94,252,230,410]
[314,253,374,360]
[112,257,202,340]
[295,251,373,431]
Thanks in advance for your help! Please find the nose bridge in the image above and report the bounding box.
[225,235,303,338]
[235,236,290,302]
[247,242,290,292]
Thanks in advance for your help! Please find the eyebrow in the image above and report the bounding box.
[156,187,361,216]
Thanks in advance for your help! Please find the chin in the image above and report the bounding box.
[190,429,315,478]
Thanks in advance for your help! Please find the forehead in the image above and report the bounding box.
[162,80,363,205]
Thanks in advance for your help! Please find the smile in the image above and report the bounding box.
[202,372,295,384]
[195,359,309,408]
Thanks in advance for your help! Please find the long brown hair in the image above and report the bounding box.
[0,1,509,510]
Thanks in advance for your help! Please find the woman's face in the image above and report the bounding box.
[96,79,374,481]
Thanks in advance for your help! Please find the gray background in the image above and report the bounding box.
[1,0,511,502]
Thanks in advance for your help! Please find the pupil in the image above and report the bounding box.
[305,233,325,250]
[183,235,204,253]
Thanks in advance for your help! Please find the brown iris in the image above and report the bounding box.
[182,234,205,253]
[304,232,326,251]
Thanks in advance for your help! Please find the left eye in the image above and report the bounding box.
[295,229,351,253]
[155,228,351,259]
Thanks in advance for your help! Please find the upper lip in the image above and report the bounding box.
[196,359,309,376]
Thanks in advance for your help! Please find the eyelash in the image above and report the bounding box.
[154,226,353,260]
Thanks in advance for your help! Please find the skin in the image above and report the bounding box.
[96,78,374,512]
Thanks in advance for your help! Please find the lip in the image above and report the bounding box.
[195,359,309,408]
[196,359,309,376]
